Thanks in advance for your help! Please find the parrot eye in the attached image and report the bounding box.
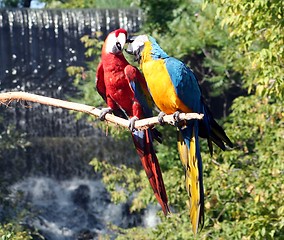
[116,42,122,50]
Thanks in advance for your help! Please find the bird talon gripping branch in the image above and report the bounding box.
[158,111,166,125]
[99,107,113,120]
[129,116,138,132]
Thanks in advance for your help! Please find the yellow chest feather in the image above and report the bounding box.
[142,59,191,114]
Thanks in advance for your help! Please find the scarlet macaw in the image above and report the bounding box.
[95,29,170,215]
[126,35,233,233]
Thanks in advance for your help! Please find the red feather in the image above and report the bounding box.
[132,129,170,215]
[114,28,127,37]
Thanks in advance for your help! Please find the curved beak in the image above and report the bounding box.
[125,36,136,55]
[125,36,142,62]
[125,44,134,55]
[126,36,136,44]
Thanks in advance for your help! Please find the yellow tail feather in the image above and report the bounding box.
[177,129,201,235]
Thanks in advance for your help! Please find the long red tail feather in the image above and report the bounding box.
[132,129,170,215]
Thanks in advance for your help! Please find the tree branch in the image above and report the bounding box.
[0,92,203,130]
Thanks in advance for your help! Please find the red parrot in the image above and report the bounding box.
[96,28,170,215]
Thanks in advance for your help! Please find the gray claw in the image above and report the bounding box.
[99,107,113,120]
[173,111,181,122]
[129,116,139,132]
[158,112,166,125]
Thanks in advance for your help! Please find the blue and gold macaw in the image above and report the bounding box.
[126,35,233,234]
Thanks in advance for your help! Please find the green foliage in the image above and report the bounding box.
[134,0,181,34]
[210,0,284,99]
[90,158,142,204]
[0,223,32,240]
[155,125,180,170]
[0,115,30,188]
[41,0,94,8]
[95,0,133,8]
[201,95,284,239]
[42,0,133,8]
[1,0,19,7]
[0,125,29,152]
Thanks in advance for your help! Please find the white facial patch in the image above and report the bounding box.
[105,32,126,54]
[130,35,149,52]
[116,32,126,49]
[105,33,116,53]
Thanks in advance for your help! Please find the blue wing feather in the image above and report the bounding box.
[164,57,202,113]
[125,65,154,118]
[129,80,153,118]
[149,36,169,60]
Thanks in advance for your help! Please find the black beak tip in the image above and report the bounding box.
[126,38,134,43]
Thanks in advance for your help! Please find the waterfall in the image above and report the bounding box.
[0,8,143,178]
[0,9,157,239]
[0,8,142,89]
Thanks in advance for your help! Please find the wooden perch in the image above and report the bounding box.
[0,92,203,130]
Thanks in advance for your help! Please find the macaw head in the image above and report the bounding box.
[125,35,149,63]
[103,28,128,55]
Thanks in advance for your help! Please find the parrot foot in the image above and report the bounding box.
[129,116,139,132]
[99,107,113,121]
[158,112,166,125]
[173,111,181,126]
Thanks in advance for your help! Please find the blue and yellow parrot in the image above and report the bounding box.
[126,35,233,234]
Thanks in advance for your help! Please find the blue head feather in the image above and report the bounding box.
[148,36,169,60]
